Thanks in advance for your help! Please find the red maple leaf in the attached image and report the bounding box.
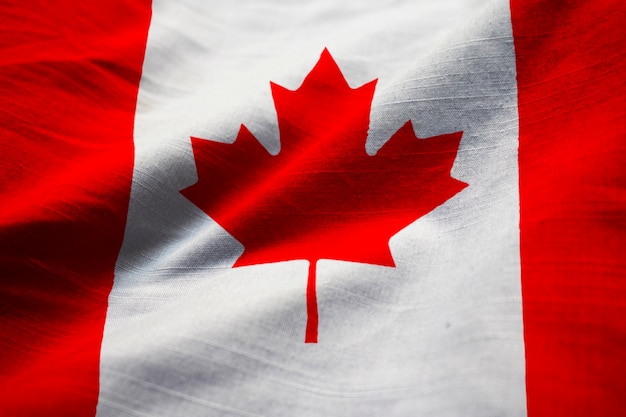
[182,49,467,343]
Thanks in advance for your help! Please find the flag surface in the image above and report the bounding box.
[0,1,624,416]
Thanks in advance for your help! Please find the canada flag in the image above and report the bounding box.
[1,1,625,416]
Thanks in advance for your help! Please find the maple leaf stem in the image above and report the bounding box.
[305,259,319,343]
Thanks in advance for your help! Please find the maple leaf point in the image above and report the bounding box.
[181,49,467,343]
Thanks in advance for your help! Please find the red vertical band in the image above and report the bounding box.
[511,1,626,415]
[0,1,151,415]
